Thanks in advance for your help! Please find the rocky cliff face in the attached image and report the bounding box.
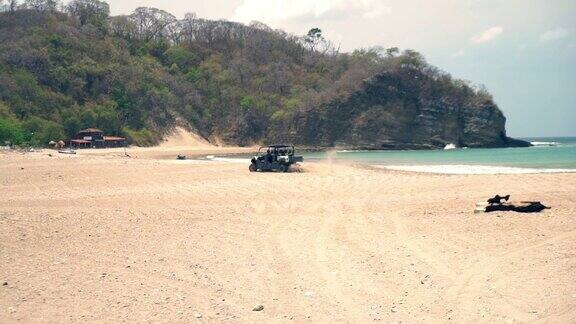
[289,69,530,149]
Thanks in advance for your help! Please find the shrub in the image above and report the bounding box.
[63,116,81,138]
[0,117,25,145]
[122,127,158,146]
[164,47,199,69]
[240,95,254,110]
[22,116,66,146]
[185,67,200,82]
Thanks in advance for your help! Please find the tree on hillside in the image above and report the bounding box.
[24,0,59,12]
[386,47,399,57]
[248,20,271,31]
[304,28,323,52]
[303,27,337,55]
[66,0,109,31]
[400,49,426,70]
[109,15,136,40]
[9,0,18,12]
[179,12,197,43]
[130,7,176,42]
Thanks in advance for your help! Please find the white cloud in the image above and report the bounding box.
[539,27,572,42]
[452,50,465,57]
[362,5,391,19]
[232,0,390,24]
[471,26,504,44]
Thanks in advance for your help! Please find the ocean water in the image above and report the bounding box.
[300,137,576,174]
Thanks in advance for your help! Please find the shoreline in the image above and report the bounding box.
[202,154,576,175]
[190,153,576,175]
[3,145,575,175]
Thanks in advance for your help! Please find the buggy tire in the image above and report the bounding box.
[249,163,257,172]
[278,165,288,173]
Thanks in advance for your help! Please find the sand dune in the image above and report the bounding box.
[1,150,575,322]
[159,127,213,148]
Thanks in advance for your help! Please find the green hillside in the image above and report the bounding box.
[0,0,526,148]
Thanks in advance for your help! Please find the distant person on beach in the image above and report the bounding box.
[265,149,273,163]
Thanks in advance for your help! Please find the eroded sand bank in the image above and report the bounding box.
[1,148,575,322]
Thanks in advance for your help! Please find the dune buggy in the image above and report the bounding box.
[249,145,303,172]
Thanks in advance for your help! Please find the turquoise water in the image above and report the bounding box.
[300,137,576,171]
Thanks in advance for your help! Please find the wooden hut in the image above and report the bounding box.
[70,128,126,148]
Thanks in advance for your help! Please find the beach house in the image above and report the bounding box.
[70,128,127,148]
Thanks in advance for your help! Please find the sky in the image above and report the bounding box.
[102,0,575,137]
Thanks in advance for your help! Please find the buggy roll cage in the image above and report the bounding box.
[258,145,295,156]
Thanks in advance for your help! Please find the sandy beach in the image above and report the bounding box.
[1,145,575,323]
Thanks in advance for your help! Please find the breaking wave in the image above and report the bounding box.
[531,141,559,147]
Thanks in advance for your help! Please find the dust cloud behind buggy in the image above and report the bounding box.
[249,145,303,172]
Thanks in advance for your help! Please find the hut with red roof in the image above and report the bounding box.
[70,128,126,148]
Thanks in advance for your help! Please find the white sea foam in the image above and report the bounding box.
[378,164,576,175]
[531,141,559,146]
[336,150,366,153]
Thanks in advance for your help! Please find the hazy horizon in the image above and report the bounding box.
[66,0,576,137]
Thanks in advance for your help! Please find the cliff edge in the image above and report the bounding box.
[289,68,530,149]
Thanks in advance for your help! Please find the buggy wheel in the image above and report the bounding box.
[249,163,257,172]
[278,165,288,173]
